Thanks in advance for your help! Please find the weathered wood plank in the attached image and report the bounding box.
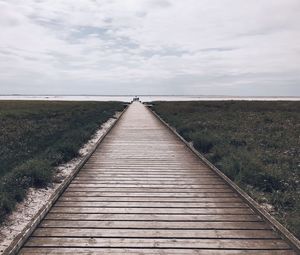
[63,191,238,197]
[19,248,296,255]
[75,175,218,179]
[54,201,247,208]
[74,176,219,180]
[77,172,216,176]
[50,207,254,215]
[72,179,224,184]
[33,228,278,239]
[40,220,269,229]
[58,196,242,202]
[45,213,261,222]
[24,237,290,249]
[66,187,233,192]
[68,184,228,189]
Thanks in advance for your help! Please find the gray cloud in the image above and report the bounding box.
[0,0,299,96]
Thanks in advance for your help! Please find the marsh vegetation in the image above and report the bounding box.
[153,101,300,238]
[0,100,123,222]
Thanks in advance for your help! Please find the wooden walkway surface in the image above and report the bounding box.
[19,102,297,254]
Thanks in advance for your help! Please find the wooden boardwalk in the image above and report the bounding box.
[18,102,298,254]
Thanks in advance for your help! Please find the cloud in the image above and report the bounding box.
[0,0,299,95]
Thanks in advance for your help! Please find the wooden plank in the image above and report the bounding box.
[63,191,238,197]
[77,170,215,173]
[33,228,278,239]
[58,196,242,202]
[79,167,214,170]
[24,237,290,249]
[76,174,216,178]
[76,172,217,175]
[19,248,296,255]
[45,213,261,222]
[75,175,217,178]
[74,176,219,180]
[66,188,233,193]
[54,201,247,208]
[72,179,223,184]
[50,207,254,215]
[39,220,269,229]
[85,162,204,164]
[68,184,229,189]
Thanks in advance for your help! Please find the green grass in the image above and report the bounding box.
[0,100,123,221]
[152,101,300,238]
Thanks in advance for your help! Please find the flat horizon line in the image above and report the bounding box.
[1,94,300,98]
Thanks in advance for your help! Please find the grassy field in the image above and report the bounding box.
[0,100,123,222]
[152,101,300,238]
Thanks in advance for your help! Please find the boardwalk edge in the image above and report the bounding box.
[2,104,129,255]
[146,103,300,253]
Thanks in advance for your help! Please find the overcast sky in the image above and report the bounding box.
[0,0,300,96]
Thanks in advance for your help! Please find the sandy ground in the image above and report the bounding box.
[0,112,121,254]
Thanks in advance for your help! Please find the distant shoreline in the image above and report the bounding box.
[1,94,300,97]
[0,95,299,102]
